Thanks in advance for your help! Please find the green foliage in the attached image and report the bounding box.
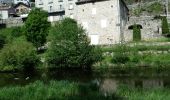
[133,24,141,41]
[0,37,39,71]
[0,80,115,100]
[0,27,23,44]
[23,8,50,48]
[46,18,102,68]
[132,8,143,16]
[147,2,163,14]
[117,85,170,100]
[162,17,169,35]
[111,44,130,64]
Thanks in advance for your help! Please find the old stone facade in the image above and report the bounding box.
[75,0,129,45]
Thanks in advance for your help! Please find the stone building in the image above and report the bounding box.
[14,2,30,15]
[35,0,77,22]
[35,0,129,45]
[75,0,129,44]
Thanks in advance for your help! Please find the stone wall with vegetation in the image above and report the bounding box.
[124,16,162,41]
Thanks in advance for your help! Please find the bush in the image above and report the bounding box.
[162,17,169,35]
[46,18,102,69]
[0,37,39,71]
[133,24,141,41]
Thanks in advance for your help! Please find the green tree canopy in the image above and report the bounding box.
[23,8,50,49]
[46,18,102,69]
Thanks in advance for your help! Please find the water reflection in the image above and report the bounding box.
[1,70,170,90]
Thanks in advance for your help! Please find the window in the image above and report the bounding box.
[59,5,63,10]
[69,4,73,10]
[58,0,63,2]
[82,22,88,29]
[49,6,52,12]
[48,0,53,4]
[101,19,107,28]
[59,15,63,20]
[92,8,96,15]
[39,0,43,5]
[70,13,73,19]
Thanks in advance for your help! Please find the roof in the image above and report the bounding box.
[13,2,30,8]
[8,7,16,14]
[76,0,128,11]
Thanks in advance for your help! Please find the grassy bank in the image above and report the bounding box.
[1,80,170,100]
[95,43,170,70]
[0,80,117,100]
[116,85,170,100]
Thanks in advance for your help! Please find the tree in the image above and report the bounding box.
[23,8,50,49]
[0,37,39,71]
[46,18,102,69]
[162,16,169,35]
[133,24,141,41]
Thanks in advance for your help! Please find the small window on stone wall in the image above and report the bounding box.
[101,19,107,28]
[92,8,96,15]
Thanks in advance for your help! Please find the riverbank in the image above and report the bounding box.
[0,80,170,100]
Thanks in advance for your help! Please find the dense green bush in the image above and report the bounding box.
[162,17,169,35]
[133,24,141,41]
[23,8,50,49]
[0,37,39,71]
[46,18,102,69]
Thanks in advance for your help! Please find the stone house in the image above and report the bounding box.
[75,0,129,45]
[35,0,129,45]
[14,2,30,15]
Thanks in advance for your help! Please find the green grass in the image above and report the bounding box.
[0,80,117,100]
[1,80,170,100]
[117,85,170,100]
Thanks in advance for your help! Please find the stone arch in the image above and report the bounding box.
[128,24,143,30]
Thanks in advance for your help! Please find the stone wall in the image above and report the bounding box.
[124,16,163,41]
[6,18,23,27]
[0,17,23,28]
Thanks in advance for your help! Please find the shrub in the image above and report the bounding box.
[0,37,39,71]
[46,18,102,69]
[23,8,50,49]
[133,24,141,41]
[162,17,169,35]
